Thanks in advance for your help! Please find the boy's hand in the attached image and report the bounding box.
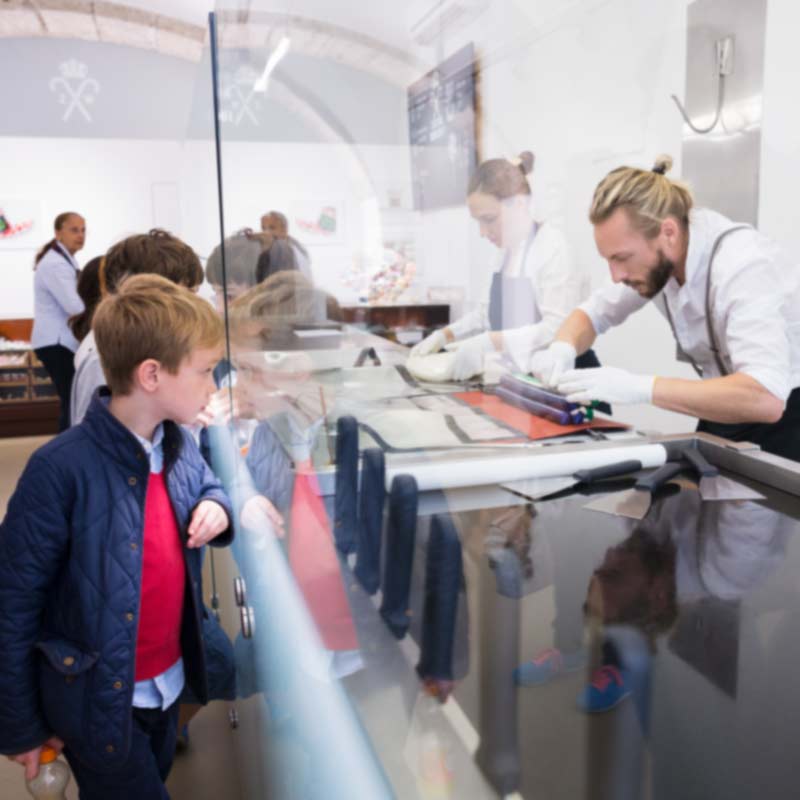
[194,388,239,428]
[187,501,229,548]
[8,736,64,781]
[241,495,285,538]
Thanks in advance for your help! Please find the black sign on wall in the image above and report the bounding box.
[408,43,478,211]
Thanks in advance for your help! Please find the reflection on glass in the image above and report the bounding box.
[198,3,800,799]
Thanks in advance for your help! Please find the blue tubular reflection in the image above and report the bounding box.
[379,474,419,639]
[211,428,394,799]
[354,448,386,595]
[333,415,359,555]
[417,514,463,684]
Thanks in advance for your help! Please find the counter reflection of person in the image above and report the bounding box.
[31,212,86,431]
[517,489,790,714]
[410,152,601,384]
[255,236,298,284]
[223,271,359,720]
[261,210,312,282]
[532,155,800,461]
[205,229,263,313]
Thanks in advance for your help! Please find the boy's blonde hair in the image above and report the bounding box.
[589,155,694,238]
[93,274,224,395]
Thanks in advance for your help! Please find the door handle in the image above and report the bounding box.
[239,606,255,639]
[233,576,247,607]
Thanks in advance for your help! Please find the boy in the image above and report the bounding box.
[0,274,233,799]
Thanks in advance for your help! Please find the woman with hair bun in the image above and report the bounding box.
[410,151,601,382]
[31,211,86,431]
[532,155,800,461]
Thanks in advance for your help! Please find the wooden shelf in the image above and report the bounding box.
[340,304,450,335]
[0,319,59,436]
[0,400,59,437]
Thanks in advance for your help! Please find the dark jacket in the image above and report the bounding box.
[0,393,233,772]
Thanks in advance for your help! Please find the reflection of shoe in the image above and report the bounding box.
[175,724,190,751]
[514,648,585,687]
[577,666,631,713]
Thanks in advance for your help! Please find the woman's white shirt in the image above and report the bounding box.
[30,243,83,352]
[449,221,591,369]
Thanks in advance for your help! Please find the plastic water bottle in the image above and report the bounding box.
[25,746,70,800]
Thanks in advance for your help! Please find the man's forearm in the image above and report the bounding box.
[652,372,785,424]
[555,309,598,355]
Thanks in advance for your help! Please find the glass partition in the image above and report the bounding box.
[202,3,800,799]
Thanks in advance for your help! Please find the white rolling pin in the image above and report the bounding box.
[385,443,668,492]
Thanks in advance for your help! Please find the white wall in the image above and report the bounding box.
[759,0,800,255]
[0,136,413,314]
[1,137,186,317]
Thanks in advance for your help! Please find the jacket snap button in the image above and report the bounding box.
[65,676,74,685]
[106,744,115,754]
[113,681,123,690]
[62,656,75,667]
[130,542,138,551]
[128,476,137,486]
[125,612,134,622]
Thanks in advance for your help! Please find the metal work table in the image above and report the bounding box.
[212,337,800,798]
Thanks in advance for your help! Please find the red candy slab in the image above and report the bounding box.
[454,391,629,441]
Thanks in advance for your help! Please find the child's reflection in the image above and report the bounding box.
[518,490,790,714]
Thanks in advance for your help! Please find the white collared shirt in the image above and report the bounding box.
[579,208,800,401]
[30,242,83,352]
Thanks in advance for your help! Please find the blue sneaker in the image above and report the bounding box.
[514,648,585,687]
[175,723,190,751]
[577,665,631,712]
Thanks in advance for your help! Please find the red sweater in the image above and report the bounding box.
[134,472,185,681]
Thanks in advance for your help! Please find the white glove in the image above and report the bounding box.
[410,328,448,358]
[529,341,577,387]
[557,367,656,405]
[447,333,493,381]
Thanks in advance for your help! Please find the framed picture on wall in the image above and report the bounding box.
[292,201,345,246]
[408,43,478,211]
[0,197,44,251]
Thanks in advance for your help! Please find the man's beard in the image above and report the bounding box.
[625,250,675,298]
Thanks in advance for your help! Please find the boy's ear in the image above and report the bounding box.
[135,358,162,394]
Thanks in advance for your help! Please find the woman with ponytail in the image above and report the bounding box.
[532,155,800,461]
[410,151,601,383]
[31,211,86,431]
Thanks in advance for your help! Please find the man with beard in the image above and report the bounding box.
[530,155,800,461]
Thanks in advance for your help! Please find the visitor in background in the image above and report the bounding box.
[31,211,86,431]
[261,209,312,281]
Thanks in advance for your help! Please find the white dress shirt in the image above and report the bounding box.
[70,331,105,426]
[579,208,800,401]
[30,243,83,352]
[450,221,591,369]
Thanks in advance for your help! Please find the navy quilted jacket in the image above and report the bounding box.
[0,394,233,771]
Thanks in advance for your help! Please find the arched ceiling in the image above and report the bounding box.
[0,0,430,84]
